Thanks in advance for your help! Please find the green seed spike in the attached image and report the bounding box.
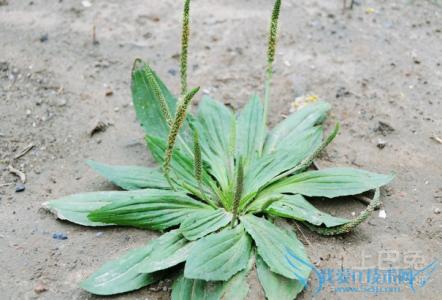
[231,158,244,228]
[180,0,191,96]
[163,87,200,189]
[193,129,202,182]
[263,0,282,125]
[143,65,172,125]
[305,188,381,235]
[193,129,211,204]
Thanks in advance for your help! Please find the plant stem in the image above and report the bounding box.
[263,0,281,126]
[231,158,244,228]
[180,0,191,97]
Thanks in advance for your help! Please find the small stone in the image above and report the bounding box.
[114,107,119,112]
[39,34,49,43]
[34,283,47,294]
[434,208,441,215]
[375,121,395,136]
[57,99,67,107]
[377,139,387,149]
[378,210,387,219]
[15,183,25,193]
[105,88,113,97]
[168,68,177,76]
[95,232,104,237]
[81,0,91,8]
[52,232,68,240]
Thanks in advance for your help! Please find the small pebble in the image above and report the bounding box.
[95,232,104,237]
[34,283,47,294]
[377,139,387,149]
[52,232,68,240]
[378,210,387,219]
[39,34,48,43]
[434,208,440,215]
[81,0,91,7]
[57,99,67,107]
[15,183,26,193]
[105,88,113,96]
[168,68,177,76]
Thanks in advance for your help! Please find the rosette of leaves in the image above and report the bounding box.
[43,0,393,299]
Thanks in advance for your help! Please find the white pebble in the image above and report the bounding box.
[378,210,387,219]
[81,1,92,8]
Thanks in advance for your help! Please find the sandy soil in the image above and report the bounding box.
[1,0,441,299]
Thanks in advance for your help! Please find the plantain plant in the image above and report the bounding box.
[43,0,394,299]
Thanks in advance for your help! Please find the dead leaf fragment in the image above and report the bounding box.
[8,165,26,183]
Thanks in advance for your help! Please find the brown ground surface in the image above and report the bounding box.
[1,0,441,299]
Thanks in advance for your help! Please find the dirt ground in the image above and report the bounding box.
[1,0,441,299]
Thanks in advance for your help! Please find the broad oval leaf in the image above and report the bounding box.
[192,96,235,190]
[86,160,170,190]
[180,209,232,241]
[264,101,330,154]
[270,167,394,198]
[217,252,254,300]
[241,126,323,206]
[241,215,311,282]
[236,94,265,163]
[80,244,161,295]
[138,230,193,273]
[171,274,223,300]
[174,251,254,300]
[88,190,211,230]
[184,225,252,281]
[266,194,349,227]
[42,190,158,227]
[256,255,304,300]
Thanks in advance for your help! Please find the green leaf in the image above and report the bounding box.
[236,95,265,163]
[80,244,161,295]
[184,225,252,281]
[192,96,235,190]
[269,167,394,198]
[217,252,254,300]
[266,194,349,227]
[264,101,330,154]
[180,209,232,241]
[171,274,223,300]
[256,255,304,300]
[242,126,323,204]
[241,215,311,282]
[86,160,170,190]
[88,190,210,230]
[131,59,177,141]
[138,230,193,273]
[173,251,254,300]
[42,190,154,227]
